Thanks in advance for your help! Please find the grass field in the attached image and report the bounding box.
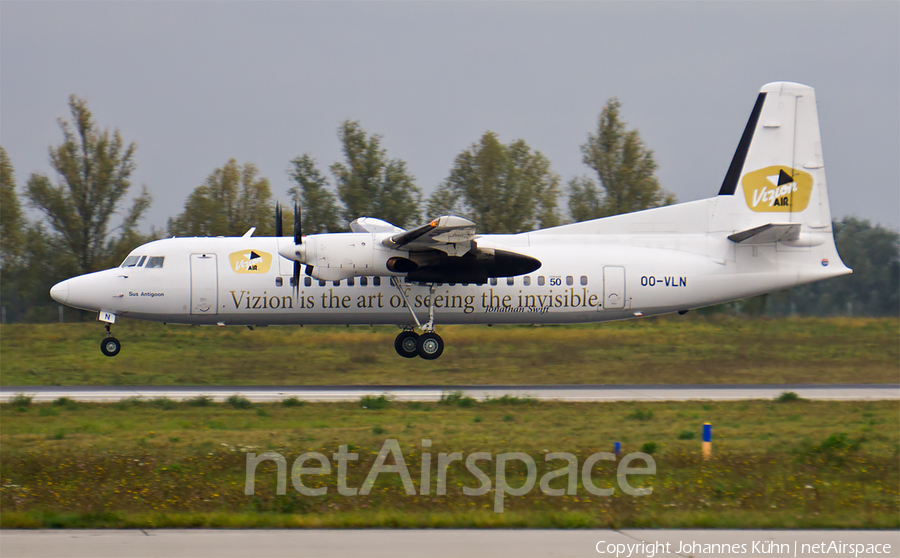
[1,317,897,386]
[1,396,897,528]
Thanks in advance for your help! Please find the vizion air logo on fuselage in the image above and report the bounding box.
[741,166,813,212]
[228,250,273,273]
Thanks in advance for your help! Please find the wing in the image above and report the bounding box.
[382,216,477,257]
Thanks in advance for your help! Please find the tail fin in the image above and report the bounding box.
[711,82,833,233]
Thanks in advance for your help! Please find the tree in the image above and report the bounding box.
[25,96,152,274]
[1,147,23,266]
[330,121,421,228]
[287,154,341,234]
[568,98,673,221]
[168,159,274,237]
[427,131,560,233]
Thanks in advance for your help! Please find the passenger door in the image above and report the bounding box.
[602,266,626,310]
[190,253,218,315]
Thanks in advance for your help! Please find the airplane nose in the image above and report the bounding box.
[50,280,69,304]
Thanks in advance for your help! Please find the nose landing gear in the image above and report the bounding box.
[391,279,445,360]
[100,323,121,357]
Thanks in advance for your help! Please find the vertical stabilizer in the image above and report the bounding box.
[711,82,833,233]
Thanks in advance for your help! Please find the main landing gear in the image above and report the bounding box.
[391,279,445,360]
[100,323,121,357]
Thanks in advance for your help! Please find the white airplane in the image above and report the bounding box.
[50,82,850,360]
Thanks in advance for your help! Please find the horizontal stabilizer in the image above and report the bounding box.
[728,223,801,244]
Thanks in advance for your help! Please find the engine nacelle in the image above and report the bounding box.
[279,233,407,281]
[278,233,541,283]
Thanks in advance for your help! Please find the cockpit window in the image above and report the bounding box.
[145,256,165,269]
[137,255,147,267]
[121,256,141,267]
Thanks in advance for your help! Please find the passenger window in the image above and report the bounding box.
[347,277,354,287]
[145,256,165,269]
[507,277,514,286]
[121,256,140,267]
[538,276,545,286]
[319,280,326,287]
[275,277,283,287]
[490,278,497,286]
[304,277,312,287]
[290,277,296,287]
[523,276,531,286]
[333,281,340,287]
[566,276,574,286]
[373,277,381,287]
[581,275,588,286]
[137,255,147,267]
[360,277,368,287]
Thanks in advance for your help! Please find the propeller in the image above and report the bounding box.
[275,202,283,237]
[292,202,302,295]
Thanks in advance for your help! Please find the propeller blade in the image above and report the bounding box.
[294,202,302,245]
[275,202,283,237]
[293,260,301,299]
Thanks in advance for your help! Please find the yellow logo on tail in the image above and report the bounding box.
[228,250,272,273]
[741,166,813,212]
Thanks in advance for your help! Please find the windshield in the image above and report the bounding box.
[121,256,141,267]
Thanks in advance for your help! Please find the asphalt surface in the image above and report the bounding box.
[1,529,898,558]
[1,384,897,403]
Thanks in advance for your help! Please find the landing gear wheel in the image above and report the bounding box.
[417,332,444,360]
[394,331,420,359]
[100,337,121,357]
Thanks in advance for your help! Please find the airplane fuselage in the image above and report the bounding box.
[55,211,844,328]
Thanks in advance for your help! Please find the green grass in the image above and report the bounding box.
[0,317,897,386]
[1,399,896,529]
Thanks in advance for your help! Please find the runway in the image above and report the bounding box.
[1,384,898,403]
[1,529,898,558]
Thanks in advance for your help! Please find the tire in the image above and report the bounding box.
[417,332,444,360]
[394,331,420,358]
[100,337,121,357]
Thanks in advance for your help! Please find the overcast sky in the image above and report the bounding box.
[2,1,898,232]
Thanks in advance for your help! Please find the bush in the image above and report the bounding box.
[52,397,78,410]
[10,393,33,407]
[151,397,177,410]
[809,432,864,461]
[359,394,391,410]
[485,394,536,406]
[113,397,145,410]
[372,425,385,435]
[776,391,803,403]
[626,408,654,421]
[502,414,514,422]
[186,395,213,407]
[226,395,253,409]
[640,442,658,454]
[281,397,305,408]
[439,391,476,408]
[39,407,59,417]
[677,430,695,440]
